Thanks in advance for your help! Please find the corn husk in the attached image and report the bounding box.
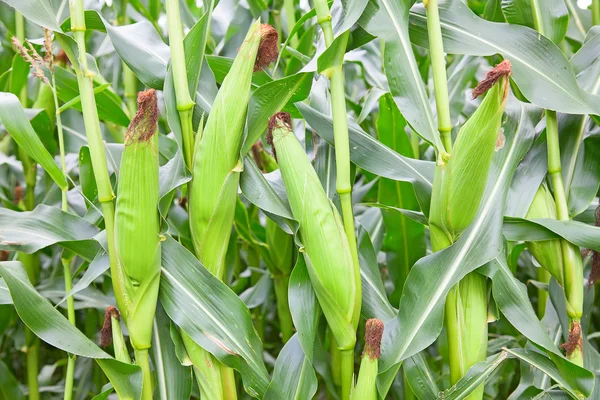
[189,21,277,279]
[268,112,360,350]
[525,184,565,285]
[352,319,383,400]
[114,89,161,350]
[437,61,511,237]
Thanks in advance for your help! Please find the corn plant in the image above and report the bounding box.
[0,0,599,399]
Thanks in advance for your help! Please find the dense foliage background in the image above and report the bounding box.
[0,0,599,399]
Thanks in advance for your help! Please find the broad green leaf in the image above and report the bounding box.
[79,146,98,205]
[505,132,547,218]
[60,10,106,32]
[0,261,143,400]
[297,102,435,213]
[377,93,425,305]
[564,0,591,43]
[152,304,193,400]
[379,100,538,372]
[8,54,29,97]
[105,19,169,89]
[241,72,313,156]
[53,67,130,127]
[408,0,600,116]
[505,348,594,398]
[560,28,600,217]
[404,352,439,400]
[159,236,270,398]
[439,352,508,400]
[0,360,25,400]
[1,0,62,32]
[501,0,568,44]
[57,251,108,307]
[0,205,100,261]
[0,92,67,189]
[240,157,296,229]
[503,217,600,251]
[481,254,561,357]
[359,0,441,150]
[357,224,397,321]
[264,334,318,400]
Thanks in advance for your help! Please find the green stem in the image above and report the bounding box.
[313,4,359,397]
[117,0,138,117]
[424,0,452,152]
[165,0,195,169]
[25,327,40,400]
[283,0,298,48]
[340,349,355,400]
[64,353,75,400]
[134,348,154,400]
[545,110,583,366]
[537,267,550,318]
[273,275,294,342]
[15,13,41,400]
[220,364,237,400]
[403,367,416,400]
[594,0,600,26]
[182,332,225,400]
[52,63,77,400]
[62,258,76,400]
[69,0,130,316]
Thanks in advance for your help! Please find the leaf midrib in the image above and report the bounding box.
[409,7,593,113]
[394,105,526,362]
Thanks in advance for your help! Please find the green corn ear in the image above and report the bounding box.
[114,89,161,351]
[352,319,383,400]
[189,21,278,279]
[440,60,511,237]
[525,184,565,286]
[267,112,360,350]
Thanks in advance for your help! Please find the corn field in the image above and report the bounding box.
[0,0,600,398]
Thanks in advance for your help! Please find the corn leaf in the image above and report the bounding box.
[503,217,600,251]
[505,348,593,398]
[297,102,435,213]
[159,236,270,398]
[152,304,193,400]
[359,0,441,150]
[0,93,67,189]
[0,261,143,400]
[264,334,318,400]
[501,0,568,44]
[1,0,62,32]
[379,100,537,371]
[404,352,440,399]
[53,67,130,127]
[376,93,425,305]
[439,352,509,400]
[0,205,100,260]
[408,0,600,115]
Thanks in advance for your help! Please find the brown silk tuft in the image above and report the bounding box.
[472,60,512,99]
[254,24,278,72]
[363,319,384,360]
[100,306,120,347]
[125,89,159,144]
